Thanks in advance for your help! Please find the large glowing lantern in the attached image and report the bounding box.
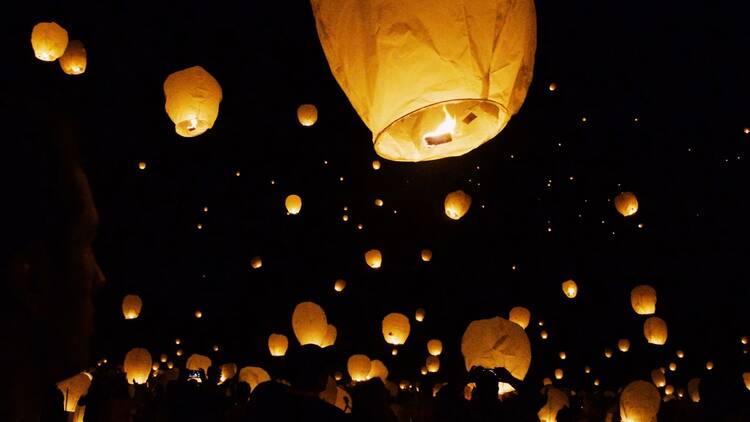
[297,104,318,126]
[268,334,289,356]
[187,354,212,374]
[426,356,440,373]
[687,378,700,403]
[382,313,411,345]
[122,294,143,320]
[365,249,382,268]
[285,194,302,214]
[631,285,657,315]
[427,339,443,356]
[163,66,222,137]
[619,380,660,422]
[239,366,270,392]
[615,192,639,217]
[311,0,536,162]
[220,363,238,383]
[368,359,389,382]
[292,301,328,346]
[348,354,372,382]
[643,317,668,345]
[650,369,666,388]
[444,190,472,220]
[562,279,578,298]
[461,316,532,380]
[57,372,91,412]
[537,387,569,422]
[59,40,86,75]
[31,22,68,61]
[321,324,337,348]
[508,306,531,329]
[124,348,152,385]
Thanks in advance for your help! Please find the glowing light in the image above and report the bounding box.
[423,106,456,146]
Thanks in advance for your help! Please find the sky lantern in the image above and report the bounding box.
[643,316,668,345]
[194,310,203,319]
[664,385,674,396]
[421,249,433,262]
[292,301,328,346]
[374,198,384,207]
[186,354,212,374]
[461,316,532,380]
[31,22,68,61]
[285,194,302,214]
[420,366,428,376]
[372,160,381,170]
[348,354,372,382]
[631,285,657,315]
[163,66,222,138]
[604,348,613,358]
[651,369,666,388]
[618,339,631,352]
[251,256,262,269]
[620,380,660,422]
[311,0,536,162]
[239,366,270,392]
[741,335,749,345]
[743,373,750,391]
[415,308,426,322]
[444,190,472,220]
[122,294,143,320]
[382,313,410,345]
[537,387,569,422]
[365,249,382,269]
[559,351,566,360]
[426,356,440,373]
[57,372,91,412]
[508,306,531,329]
[268,334,289,356]
[367,359,389,382]
[562,279,578,298]
[59,40,86,75]
[615,192,639,217]
[320,324,337,348]
[124,348,152,385]
[554,368,563,380]
[427,339,443,356]
[706,361,714,370]
[668,362,677,372]
[676,350,684,359]
[160,354,167,363]
[334,279,346,292]
[688,378,700,402]
[220,363,237,383]
[540,330,548,340]
[297,104,318,126]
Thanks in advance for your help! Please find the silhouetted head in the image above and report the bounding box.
[235,381,252,402]
[207,365,222,384]
[286,344,329,394]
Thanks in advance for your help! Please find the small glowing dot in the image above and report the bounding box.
[271,180,275,185]
[235,171,241,177]
[374,199,383,207]
[203,206,208,213]
[512,265,516,271]
[547,227,552,232]
[197,223,203,230]
[744,127,749,134]
[323,160,328,165]
[393,210,398,214]
[342,215,349,222]
[392,348,398,356]
[138,162,147,170]
[638,223,644,228]
[343,206,348,211]
[339,176,344,182]
[634,117,639,122]
[213,345,219,352]
[581,117,587,122]
[510,154,515,159]
[357,224,363,230]
[548,82,557,91]
[569,176,574,181]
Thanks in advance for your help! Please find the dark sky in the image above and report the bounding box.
[5,0,749,392]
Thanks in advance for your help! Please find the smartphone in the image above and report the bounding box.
[187,369,201,379]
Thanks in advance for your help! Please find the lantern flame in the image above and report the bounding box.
[187,118,198,131]
[424,106,456,146]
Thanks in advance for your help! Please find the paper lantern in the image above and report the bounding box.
[508,306,531,329]
[365,249,382,268]
[59,40,86,75]
[562,279,577,298]
[297,104,318,126]
[186,354,212,374]
[268,334,289,357]
[367,359,389,382]
[604,348,613,358]
[420,366,428,375]
[176,349,183,357]
[620,380,660,422]
[152,363,159,371]
[538,387,569,422]
[334,279,346,292]
[167,362,174,369]
[643,317,668,345]
[57,373,91,412]
[631,285,657,315]
[251,256,263,269]
[421,249,433,262]
[382,313,411,345]
[292,301,328,346]
[320,324,337,348]
[651,369,666,388]
[444,190,472,220]
[212,344,220,352]
[194,309,203,319]
[31,22,68,61]
[175,338,181,345]
[461,316,532,380]
[615,192,639,217]
[706,361,714,370]
[372,160,381,170]
[668,362,676,372]
[160,354,168,363]
[426,356,440,373]
[239,366,270,392]
[742,335,749,345]
[554,368,563,380]
[427,339,443,356]
[687,378,700,403]
[73,405,86,422]
[559,351,566,360]
[124,348,152,385]
[164,66,222,137]
[374,198,384,207]
[220,363,237,383]
[415,308,426,322]
[122,294,143,320]
[311,0,536,162]
[540,330,548,340]
[285,194,302,214]
[334,371,342,381]
[584,366,591,374]
[676,350,684,359]
[618,339,631,353]
[664,385,674,396]
[743,373,750,391]
[348,354,372,382]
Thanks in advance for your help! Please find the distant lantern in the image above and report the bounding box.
[509,306,531,329]
[421,249,433,262]
[187,354,212,374]
[427,339,443,356]
[57,373,91,412]
[562,279,578,298]
[559,351,567,360]
[420,366,428,375]
[122,295,143,320]
[194,310,203,319]
[159,354,168,363]
[643,317,668,345]
[594,379,600,386]
[618,339,631,353]
[548,82,558,92]
[631,285,657,315]
[213,344,220,352]
[365,249,382,269]
[391,348,398,356]
[31,22,68,61]
[374,198,384,207]
[167,361,174,369]
[285,194,302,214]
[614,192,639,217]
[311,0,536,162]
[538,387,569,422]
[584,366,591,374]
[59,40,86,75]
[368,359,389,382]
[151,363,159,371]
[176,349,183,357]
[382,313,410,345]
[461,316,532,380]
[321,324,337,348]
[164,66,222,137]
[297,104,318,126]
[239,366,270,392]
[664,385,674,396]
[688,378,701,403]
[540,330,548,340]
[124,348,152,385]
[348,355,372,382]
[220,363,237,383]
[743,373,750,391]
[426,356,440,373]
[651,369,666,388]
[138,161,147,170]
[741,335,749,345]
[676,350,685,359]
[444,190,472,220]
[334,279,346,292]
[620,381,660,422]
[604,348,613,359]
[334,371,343,381]
[268,334,289,356]
[668,362,677,372]
[175,338,181,345]
[706,361,714,370]
[251,256,262,269]
[554,368,563,380]
[292,301,328,346]
[372,160,381,170]
[415,308,426,322]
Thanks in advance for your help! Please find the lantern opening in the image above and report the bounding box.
[178,117,208,137]
[423,106,456,146]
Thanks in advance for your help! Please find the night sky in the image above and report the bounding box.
[6,0,750,393]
